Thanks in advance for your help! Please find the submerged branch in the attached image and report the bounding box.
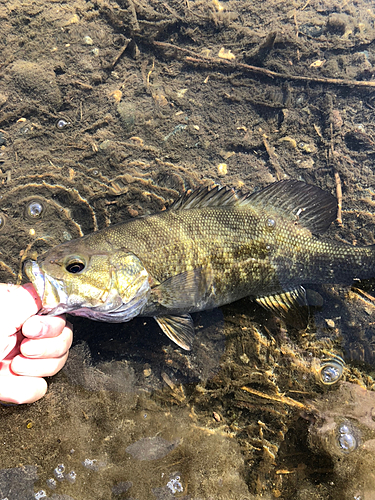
[154,41,375,88]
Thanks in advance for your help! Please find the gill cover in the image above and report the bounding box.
[24,251,151,322]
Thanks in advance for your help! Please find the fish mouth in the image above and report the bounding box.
[24,260,69,316]
[24,259,150,321]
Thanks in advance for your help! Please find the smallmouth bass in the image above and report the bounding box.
[24,180,375,350]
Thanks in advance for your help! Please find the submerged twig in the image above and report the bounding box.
[154,41,375,88]
[110,38,131,69]
[328,122,343,226]
[240,386,309,410]
[334,171,343,226]
[262,134,283,180]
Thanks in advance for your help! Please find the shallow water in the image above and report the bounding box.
[1,0,375,498]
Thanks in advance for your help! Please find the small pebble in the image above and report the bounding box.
[99,140,112,151]
[69,14,80,24]
[217,163,227,176]
[239,353,250,364]
[325,318,335,328]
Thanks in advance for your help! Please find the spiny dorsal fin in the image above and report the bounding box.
[170,180,337,234]
[169,184,241,211]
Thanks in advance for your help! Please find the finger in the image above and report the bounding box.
[22,315,69,339]
[0,374,47,404]
[0,283,41,337]
[11,351,69,378]
[20,326,73,358]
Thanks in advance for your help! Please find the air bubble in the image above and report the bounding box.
[83,458,98,471]
[339,432,357,452]
[26,200,45,220]
[56,118,71,130]
[266,218,276,229]
[319,356,344,385]
[0,213,6,230]
[54,463,65,481]
[46,478,57,489]
[337,421,358,453]
[65,470,77,484]
[34,491,47,499]
[167,475,183,494]
[339,424,350,435]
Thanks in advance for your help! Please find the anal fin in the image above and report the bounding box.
[256,286,309,329]
[154,314,195,350]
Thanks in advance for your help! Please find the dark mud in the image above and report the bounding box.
[1,0,375,499]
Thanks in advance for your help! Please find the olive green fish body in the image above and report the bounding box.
[91,206,277,313]
[24,180,375,350]
[79,199,375,313]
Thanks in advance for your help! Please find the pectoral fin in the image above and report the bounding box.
[256,286,309,329]
[151,266,214,310]
[154,314,195,350]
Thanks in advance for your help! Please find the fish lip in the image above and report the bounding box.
[24,260,45,300]
[23,259,69,315]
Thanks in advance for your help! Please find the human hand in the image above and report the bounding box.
[0,283,73,404]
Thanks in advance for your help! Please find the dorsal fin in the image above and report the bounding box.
[169,184,241,211]
[169,180,337,234]
[246,180,338,234]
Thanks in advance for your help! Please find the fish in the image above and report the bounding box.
[24,180,375,351]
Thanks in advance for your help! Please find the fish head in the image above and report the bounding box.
[24,238,151,322]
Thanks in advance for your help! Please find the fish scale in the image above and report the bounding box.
[24,180,375,351]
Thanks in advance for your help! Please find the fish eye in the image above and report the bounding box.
[65,258,86,274]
